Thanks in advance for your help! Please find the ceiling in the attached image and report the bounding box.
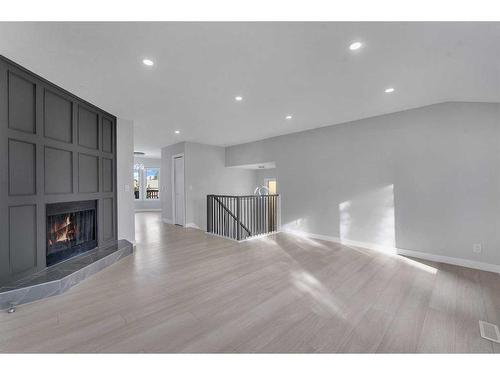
[0,22,499,158]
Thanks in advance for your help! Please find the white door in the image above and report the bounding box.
[173,156,185,226]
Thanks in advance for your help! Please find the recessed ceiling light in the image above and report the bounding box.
[385,87,395,93]
[349,42,363,51]
[174,130,180,134]
[235,96,243,101]
[142,58,154,66]
[285,115,293,120]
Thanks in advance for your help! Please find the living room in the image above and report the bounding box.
[1,1,500,373]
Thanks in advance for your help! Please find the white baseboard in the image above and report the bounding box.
[239,231,281,242]
[285,229,398,254]
[205,231,238,242]
[282,228,500,274]
[205,230,280,242]
[396,248,500,274]
[162,218,199,229]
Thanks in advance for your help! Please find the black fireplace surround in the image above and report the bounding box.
[46,200,98,266]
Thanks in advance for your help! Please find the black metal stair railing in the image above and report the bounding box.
[207,194,280,241]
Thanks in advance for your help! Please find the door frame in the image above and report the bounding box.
[171,153,185,226]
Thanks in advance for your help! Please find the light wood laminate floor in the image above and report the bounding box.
[1,212,499,353]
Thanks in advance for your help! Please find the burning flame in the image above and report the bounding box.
[48,214,76,246]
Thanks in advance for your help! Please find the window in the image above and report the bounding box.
[133,164,160,200]
[133,167,141,200]
[145,167,159,199]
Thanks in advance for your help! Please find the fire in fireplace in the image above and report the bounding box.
[46,200,97,266]
[48,214,72,246]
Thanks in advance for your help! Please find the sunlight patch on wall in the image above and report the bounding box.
[282,217,331,249]
[339,184,396,250]
[339,200,352,241]
[283,217,305,231]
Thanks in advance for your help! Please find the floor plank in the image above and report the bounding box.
[0,212,498,353]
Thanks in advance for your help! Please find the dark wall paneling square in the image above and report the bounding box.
[9,204,37,275]
[78,105,99,149]
[78,153,99,193]
[102,198,114,241]
[44,89,72,143]
[8,71,36,134]
[8,139,36,196]
[102,157,113,192]
[44,147,73,194]
[102,117,113,153]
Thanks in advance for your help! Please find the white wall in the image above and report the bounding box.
[134,156,162,211]
[116,118,135,244]
[160,142,186,223]
[184,142,257,229]
[226,102,500,268]
[160,142,257,228]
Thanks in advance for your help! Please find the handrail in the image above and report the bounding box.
[207,194,280,241]
[212,196,251,236]
[209,194,280,198]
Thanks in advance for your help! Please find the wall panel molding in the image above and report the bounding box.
[43,88,73,143]
[102,117,113,153]
[101,197,114,242]
[8,138,36,196]
[78,152,99,193]
[7,70,36,134]
[9,204,37,276]
[44,146,73,194]
[1,55,117,286]
[78,105,99,150]
[102,157,113,192]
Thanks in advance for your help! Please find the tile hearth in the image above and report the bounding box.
[0,240,133,311]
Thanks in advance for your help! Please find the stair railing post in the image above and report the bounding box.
[236,196,241,241]
[207,195,211,233]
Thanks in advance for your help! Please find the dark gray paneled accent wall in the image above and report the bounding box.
[8,139,36,196]
[78,105,99,150]
[0,55,117,286]
[102,158,113,192]
[9,205,37,274]
[44,89,72,143]
[44,147,73,194]
[78,153,99,193]
[101,197,114,242]
[102,117,113,153]
[8,72,36,134]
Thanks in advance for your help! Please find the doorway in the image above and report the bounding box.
[172,154,185,226]
[265,178,277,194]
[264,178,277,231]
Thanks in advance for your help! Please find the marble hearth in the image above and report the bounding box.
[0,240,133,311]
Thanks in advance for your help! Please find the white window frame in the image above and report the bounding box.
[134,164,160,201]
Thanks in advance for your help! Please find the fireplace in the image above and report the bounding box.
[46,200,98,267]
